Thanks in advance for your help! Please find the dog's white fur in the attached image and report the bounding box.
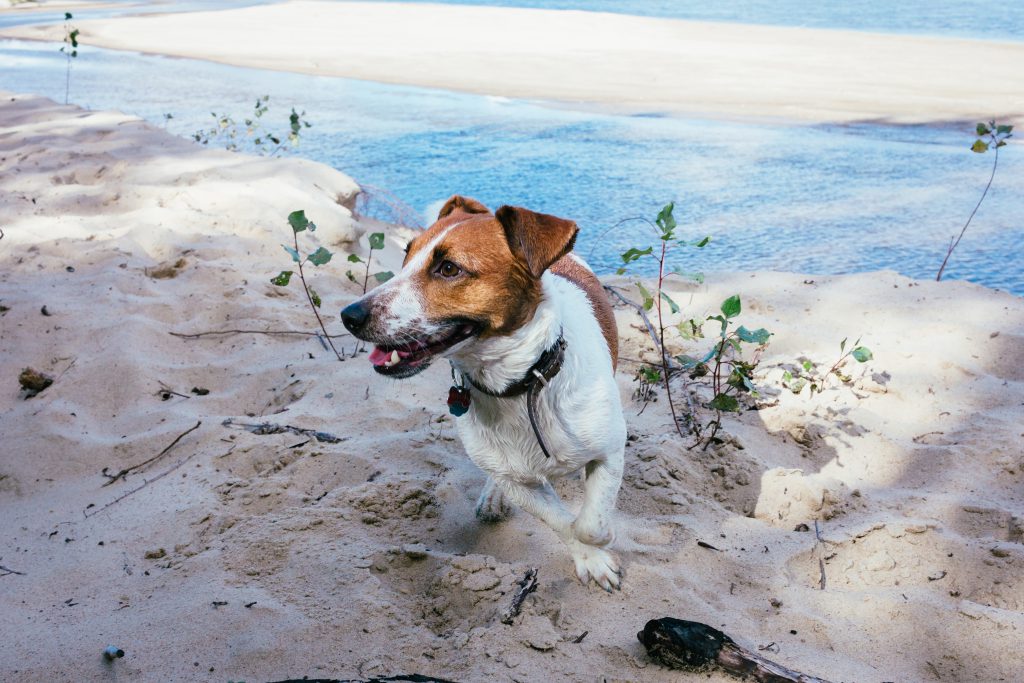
[450,268,626,590]
[352,219,626,590]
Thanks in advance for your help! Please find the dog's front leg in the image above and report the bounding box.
[496,477,621,591]
[572,457,623,547]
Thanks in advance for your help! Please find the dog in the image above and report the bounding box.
[341,196,626,590]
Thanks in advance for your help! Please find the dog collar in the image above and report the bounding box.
[448,330,567,458]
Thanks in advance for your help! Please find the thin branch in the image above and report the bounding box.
[221,418,345,444]
[293,230,345,362]
[170,329,350,340]
[0,565,26,576]
[604,285,676,368]
[501,567,539,625]
[937,140,1000,281]
[101,420,201,486]
[86,452,199,518]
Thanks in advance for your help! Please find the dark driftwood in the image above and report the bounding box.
[500,567,539,625]
[638,618,832,683]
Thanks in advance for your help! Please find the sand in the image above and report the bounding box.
[1,91,1023,682]
[3,0,1024,126]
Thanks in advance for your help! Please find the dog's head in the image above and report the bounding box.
[340,195,578,378]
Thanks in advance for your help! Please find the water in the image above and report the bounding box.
[1,34,1020,294]
[349,0,1024,42]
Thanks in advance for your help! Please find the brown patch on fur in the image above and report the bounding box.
[495,205,578,277]
[550,255,618,369]
[403,202,618,364]
[437,194,491,219]
[406,214,541,339]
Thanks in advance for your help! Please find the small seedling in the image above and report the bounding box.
[271,210,345,361]
[676,295,771,446]
[782,337,873,395]
[192,95,311,156]
[345,232,393,294]
[936,121,1013,281]
[59,12,79,105]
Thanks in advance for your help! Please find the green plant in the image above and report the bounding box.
[782,337,873,396]
[936,121,1013,281]
[59,12,79,105]
[192,95,311,156]
[271,210,345,361]
[345,231,393,294]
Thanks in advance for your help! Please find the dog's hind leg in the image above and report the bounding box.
[475,476,512,523]
[496,477,621,591]
[572,458,623,547]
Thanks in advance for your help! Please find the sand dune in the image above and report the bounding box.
[1,92,1023,681]
[3,0,1024,125]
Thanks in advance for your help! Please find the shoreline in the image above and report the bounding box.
[2,1,1023,127]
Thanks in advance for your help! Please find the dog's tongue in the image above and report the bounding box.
[368,346,412,366]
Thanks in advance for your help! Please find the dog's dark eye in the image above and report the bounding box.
[436,260,462,279]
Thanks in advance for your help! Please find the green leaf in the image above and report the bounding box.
[368,232,386,250]
[840,337,847,354]
[65,12,72,20]
[281,244,300,263]
[270,270,292,286]
[736,326,771,344]
[309,287,322,308]
[851,346,873,362]
[721,295,741,319]
[708,394,741,412]
[676,318,704,340]
[802,359,813,372]
[692,236,711,248]
[347,253,363,264]
[307,246,333,266]
[976,122,991,136]
[287,210,310,233]
[656,203,677,239]
[615,267,627,275]
[636,282,654,311]
[707,314,728,337]
[345,270,357,283]
[620,246,653,264]
[788,377,807,395]
[675,354,700,368]
[782,370,793,383]
[374,271,394,283]
[660,291,680,315]
[971,140,989,153]
[996,124,1013,135]
[670,266,705,283]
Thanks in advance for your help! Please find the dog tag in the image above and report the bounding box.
[447,386,471,417]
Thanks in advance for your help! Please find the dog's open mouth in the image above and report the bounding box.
[367,322,477,378]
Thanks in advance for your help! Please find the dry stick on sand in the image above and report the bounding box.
[0,565,26,576]
[500,567,539,625]
[638,618,833,683]
[170,329,350,340]
[101,420,201,486]
[221,418,344,443]
[86,451,199,518]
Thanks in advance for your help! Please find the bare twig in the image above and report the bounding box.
[171,329,350,340]
[604,285,672,365]
[101,420,201,486]
[500,567,539,625]
[290,229,345,362]
[0,565,26,576]
[221,418,344,444]
[937,138,1000,281]
[87,452,198,518]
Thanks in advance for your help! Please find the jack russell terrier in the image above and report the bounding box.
[341,196,626,591]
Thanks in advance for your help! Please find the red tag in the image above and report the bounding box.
[447,386,471,416]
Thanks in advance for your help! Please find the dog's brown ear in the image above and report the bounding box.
[438,195,490,219]
[495,205,578,278]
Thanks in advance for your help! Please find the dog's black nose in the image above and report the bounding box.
[340,300,371,335]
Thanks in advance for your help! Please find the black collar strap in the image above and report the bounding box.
[464,330,566,458]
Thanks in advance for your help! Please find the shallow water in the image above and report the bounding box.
[1,39,1021,294]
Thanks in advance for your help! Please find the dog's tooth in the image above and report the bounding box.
[389,350,400,366]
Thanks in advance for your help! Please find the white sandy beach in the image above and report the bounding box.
[3,0,1024,126]
[1,90,1023,682]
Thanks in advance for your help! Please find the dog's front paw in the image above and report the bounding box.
[475,482,512,523]
[570,543,621,592]
[572,516,613,547]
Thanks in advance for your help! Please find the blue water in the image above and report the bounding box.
[1,10,1021,294]
[350,0,1024,42]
